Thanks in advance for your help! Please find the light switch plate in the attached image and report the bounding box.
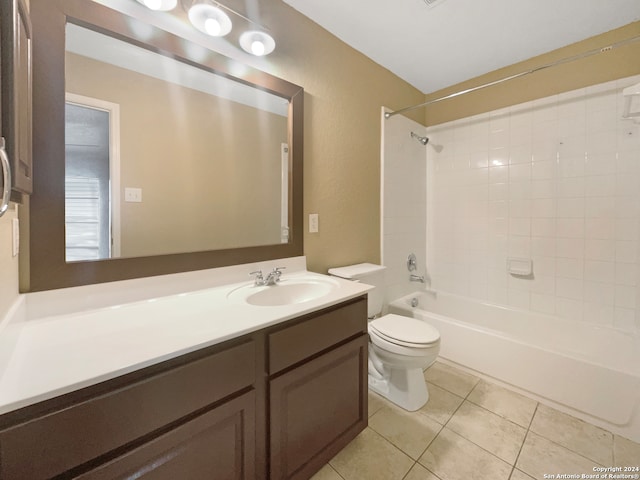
[309,213,319,233]
[125,187,143,203]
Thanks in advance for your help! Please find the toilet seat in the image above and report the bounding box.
[370,314,440,348]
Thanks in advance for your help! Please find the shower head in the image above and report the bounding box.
[411,131,429,145]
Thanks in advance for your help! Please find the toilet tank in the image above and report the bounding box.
[328,263,386,318]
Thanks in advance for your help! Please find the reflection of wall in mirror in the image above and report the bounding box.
[65,52,288,258]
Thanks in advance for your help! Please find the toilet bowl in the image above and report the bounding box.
[368,314,440,411]
[328,263,441,411]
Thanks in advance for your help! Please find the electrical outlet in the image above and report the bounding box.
[309,213,319,233]
[124,187,143,203]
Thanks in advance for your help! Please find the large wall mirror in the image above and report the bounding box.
[27,0,303,291]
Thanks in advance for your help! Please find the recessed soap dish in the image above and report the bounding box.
[507,257,532,276]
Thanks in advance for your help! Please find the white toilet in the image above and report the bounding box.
[328,263,440,411]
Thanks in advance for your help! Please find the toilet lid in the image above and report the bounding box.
[370,314,440,347]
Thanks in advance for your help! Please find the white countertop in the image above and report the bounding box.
[0,258,372,415]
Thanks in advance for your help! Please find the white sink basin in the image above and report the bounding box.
[227,277,339,306]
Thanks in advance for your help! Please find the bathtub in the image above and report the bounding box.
[389,290,640,442]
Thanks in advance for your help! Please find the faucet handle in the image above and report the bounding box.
[272,266,286,282]
[249,270,264,285]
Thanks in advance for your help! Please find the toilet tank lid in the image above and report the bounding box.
[328,263,386,280]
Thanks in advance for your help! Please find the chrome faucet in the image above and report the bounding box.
[249,267,286,286]
[410,274,425,283]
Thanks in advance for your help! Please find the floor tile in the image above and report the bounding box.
[614,435,640,465]
[419,428,512,480]
[403,463,441,480]
[529,404,613,465]
[368,390,387,418]
[446,401,527,464]
[424,362,479,398]
[418,382,465,425]
[510,469,535,480]
[516,431,603,478]
[369,404,442,460]
[311,464,344,480]
[467,380,538,428]
[329,427,414,480]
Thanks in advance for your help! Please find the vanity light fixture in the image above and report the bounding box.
[239,30,275,57]
[136,0,178,11]
[137,0,277,56]
[187,3,232,37]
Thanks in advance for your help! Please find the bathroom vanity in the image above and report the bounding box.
[0,265,370,480]
[0,0,369,477]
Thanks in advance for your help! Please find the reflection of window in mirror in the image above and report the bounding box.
[65,96,121,262]
[280,142,289,244]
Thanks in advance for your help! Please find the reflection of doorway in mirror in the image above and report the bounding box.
[64,93,121,261]
[281,143,290,244]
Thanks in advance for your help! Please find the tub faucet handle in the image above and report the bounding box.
[407,253,417,272]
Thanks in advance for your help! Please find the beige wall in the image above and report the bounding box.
[248,0,426,273]
[423,21,640,126]
[66,53,287,257]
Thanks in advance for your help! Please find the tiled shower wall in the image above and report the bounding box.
[382,110,427,305]
[426,74,640,334]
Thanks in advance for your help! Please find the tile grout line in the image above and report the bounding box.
[433,366,616,474]
[508,401,540,480]
[386,367,477,478]
[431,375,544,480]
[329,463,346,480]
[522,403,614,468]
[412,375,481,478]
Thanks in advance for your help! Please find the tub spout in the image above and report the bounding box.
[410,274,425,283]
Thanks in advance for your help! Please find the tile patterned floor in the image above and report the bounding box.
[312,361,640,480]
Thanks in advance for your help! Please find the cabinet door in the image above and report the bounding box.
[269,335,368,480]
[0,0,32,198]
[75,391,256,480]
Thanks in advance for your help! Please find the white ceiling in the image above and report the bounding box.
[282,0,640,94]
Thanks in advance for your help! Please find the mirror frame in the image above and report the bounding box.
[27,0,303,291]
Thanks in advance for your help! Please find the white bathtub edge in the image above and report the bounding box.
[435,357,640,445]
[389,291,640,444]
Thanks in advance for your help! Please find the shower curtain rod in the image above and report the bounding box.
[384,35,640,119]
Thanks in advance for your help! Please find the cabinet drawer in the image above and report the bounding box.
[75,390,256,480]
[268,297,367,375]
[0,340,255,480]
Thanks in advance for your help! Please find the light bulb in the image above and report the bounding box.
[138,0,177,11]
[240,31,275,56]
[188,4,232,37]
[251,40,265,56]
[143,0,162,9]
[204,17,221,36]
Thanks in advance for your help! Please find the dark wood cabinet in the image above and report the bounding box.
[267,297,368,479]
[0,0,32,201]
[75,391,256,480]
[0,296,368,480]
[269,336,368,479]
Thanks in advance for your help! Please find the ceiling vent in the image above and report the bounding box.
[423,0,447,8]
